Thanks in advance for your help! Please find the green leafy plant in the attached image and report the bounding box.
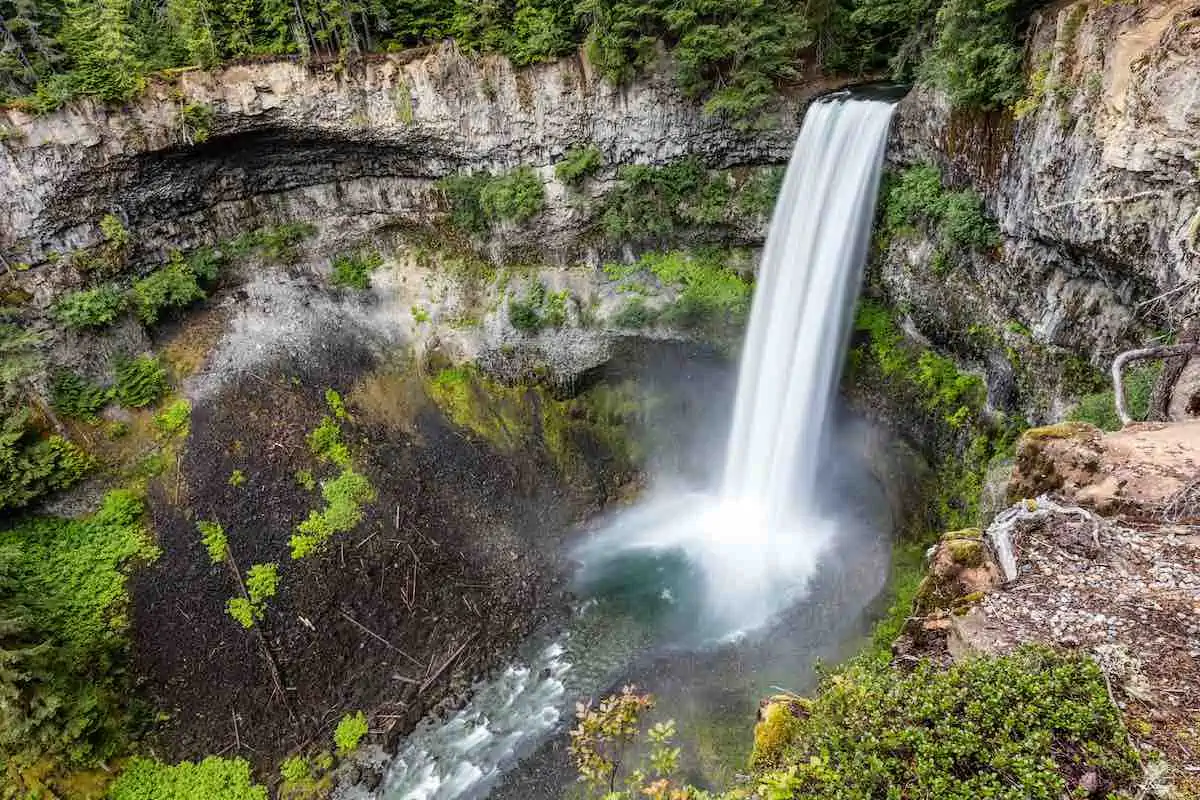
[180,102,214,143]
[295,469,316,491]
[555,145,603,185]
[0,409,93,513]
[598,158,736,243]
[132,253,206,325]
[114,355,168,408]
[290,468,376,559]
[1069,362,1160,431]
[882,163,999,271]
[227,563,279,628]
[197,520,228,564]
[228,469,247,488]
[53,284,127,329]
[330,248,384,290]
[479,166,545,223]
[107,756,267,800]
[154,398,191,437]
[51,369,112,418]
[612,298,659,329]
[230,223,316,264]
[334,711,369,756]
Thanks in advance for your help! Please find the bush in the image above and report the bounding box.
[749,647,1139,799]
[107,756,268,800]
[0,409,93,513]
[290,468,376,559]
[612,298,658,328]
[51,370,112,418]
[154,398,191,437]
[197,520,228,564]
[605,250,751,333]
[334,711,368,755]
[114,355,168,408]
[54,285,127,329]
[598,158,734,243]
[555,146,603,185]
[883,163,999,270]
[230,223,316,264]
[479,166,545,224]
[132,254,205,325]
[330,248,384,290]
[1069,362,1160,431]
[0,491,155,767]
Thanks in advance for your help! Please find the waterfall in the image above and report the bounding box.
[722,97,896,524]
[370,95,896,800]
[575,95,896,638]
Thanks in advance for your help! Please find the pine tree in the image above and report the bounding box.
[167,0,219,65]
[60,0,144,100]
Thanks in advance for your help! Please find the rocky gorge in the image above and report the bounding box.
[1,0,1199,797]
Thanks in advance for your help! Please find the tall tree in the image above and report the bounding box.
[60,0,144,100]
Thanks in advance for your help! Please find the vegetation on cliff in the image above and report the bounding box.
[0,0,1034,119]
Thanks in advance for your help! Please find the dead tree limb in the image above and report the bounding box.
[338,609,426,669]
[1112,343,1200,426]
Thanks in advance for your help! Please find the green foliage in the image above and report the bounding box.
[227,468,246,487]
[131,252,206,325]
[280,756,310,783]
[598,158,737,243]
[882,163,999,272]
[99,213,129,249]
[295,469,316,491]
[1069,362,1160,431]
[325,388,349,420]
[180,101,214,143]
[555,145,603,185]
[923,0,1025,110]
[197,520,228,564]
[507,281,569,333]
[0,410,93,513]
[230,223,316,265]
[612,298,658,329]
[330,248,384,290]
[440,167,545,232]
[229,562,279,626]
[480,166,545,223]
[154,398,192,437]
[107,756,268,800]
[333,711,368,756]
[750,647,1139,799]
[226,597,255,628]
[605,250,751,333]
[307,417,350,467]
[290,468,375,559]
[113,355,168,408]
[0,490,156,768]
[734,167,786,218]
[853,300,986,428]
[52,370,112,419]
[54,284,127,329]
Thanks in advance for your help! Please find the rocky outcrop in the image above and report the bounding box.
[899,422,1200,793]
[883,0,1200,420]
[0,45,809,281]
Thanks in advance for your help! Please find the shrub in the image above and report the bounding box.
[230,223,316,264]
[883,164,999,270]
[0,491,155,767]
[114,355,168,408]
[228,469,247,488]
[608,250,751,332]
[280,756,310,783]
[438,173,491,233]
[747,647,1139,799]
[735,166,786,219]
[107,756,268,800]
[555,146,603,185]
[598,158,734,243]
[51,370,111,418]
[180,102,214,143]
[0,409,93,513]
[99,214,130,251]
[290,468,376,559]
[478,166,545,223]
[330,248,384,290]
[612,298,658,329]
[132,254,205,325]
[1069,362,1160,431]
[53,284,126,329]
[334,711,368,755]
[197,520,228,564]
[154,398,191,437]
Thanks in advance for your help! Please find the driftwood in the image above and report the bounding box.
[1112,343,1200,426]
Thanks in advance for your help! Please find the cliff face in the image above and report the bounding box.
[0,45,806,282]
[883,0,1200,420]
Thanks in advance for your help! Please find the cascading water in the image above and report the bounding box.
[576,95,896,637]
[370,95,895,800]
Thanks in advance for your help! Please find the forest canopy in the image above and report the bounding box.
[0,0,1038,118]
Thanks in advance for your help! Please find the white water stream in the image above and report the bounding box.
[372,95,895,800]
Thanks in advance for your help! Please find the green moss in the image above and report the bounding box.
[945,538,984,568]
[107,756,267,800]
[603,250,752,335]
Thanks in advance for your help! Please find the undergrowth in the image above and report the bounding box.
[1069,362,1160,431]
[882,163,999,274]
[106,756,267,800]
[603,250,752,335]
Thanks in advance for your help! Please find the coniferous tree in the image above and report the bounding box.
[60,0,143,100]
[167,0,220,65]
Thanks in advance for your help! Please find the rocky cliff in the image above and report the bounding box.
[883,0,1200,421]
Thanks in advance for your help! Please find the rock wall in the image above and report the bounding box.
[0,44,812,291]
[882,0,1200,421]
